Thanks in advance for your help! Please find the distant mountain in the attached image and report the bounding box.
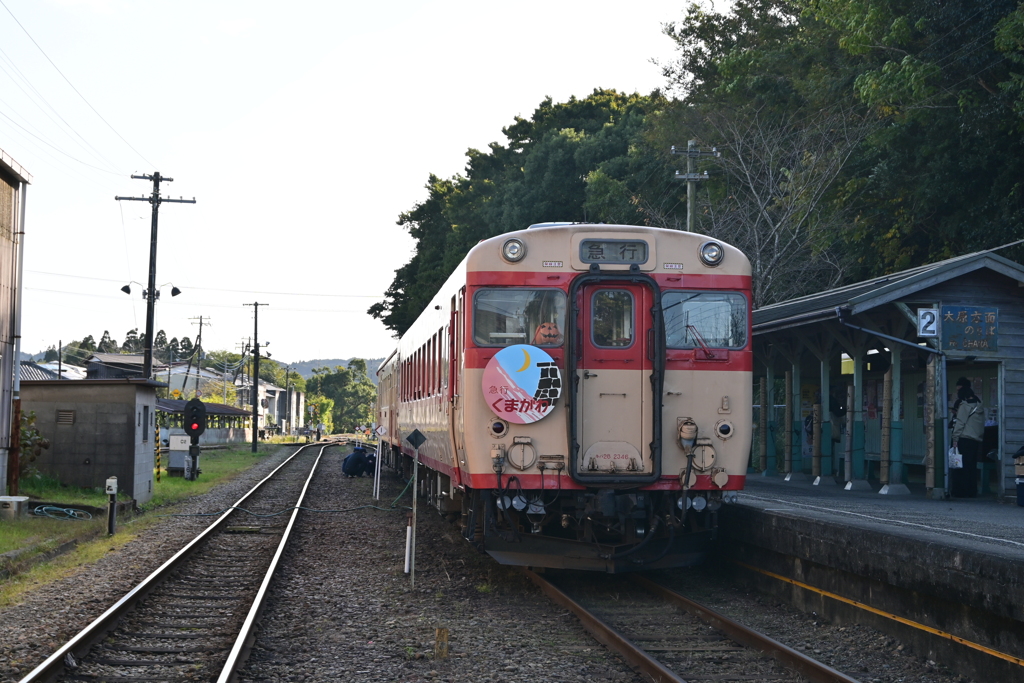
[286,358,385,384]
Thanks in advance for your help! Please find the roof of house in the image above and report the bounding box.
[37,362,87,380]
[753,249,1024,334]
[87,353,168,372]
[19,361,63,381]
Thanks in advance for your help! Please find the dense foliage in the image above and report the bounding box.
[44,329,197,366]
[372,0,1024,330]
[304,359,376,433]
[369,90,678,335]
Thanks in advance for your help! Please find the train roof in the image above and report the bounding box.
[466,223,751,277]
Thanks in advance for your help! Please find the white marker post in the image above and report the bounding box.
[373,425,387,500]
[405,429,427,589]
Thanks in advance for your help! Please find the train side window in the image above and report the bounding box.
[473,289,566,347]
[663,291,748,349]
[591,289,634,348]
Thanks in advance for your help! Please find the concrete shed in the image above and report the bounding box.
[21,378,162,504]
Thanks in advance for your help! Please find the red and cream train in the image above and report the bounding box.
[376,223,752,572]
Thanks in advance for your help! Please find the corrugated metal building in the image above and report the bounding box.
[0,149,30,494]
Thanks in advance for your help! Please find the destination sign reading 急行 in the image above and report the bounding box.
[580,239,649,265]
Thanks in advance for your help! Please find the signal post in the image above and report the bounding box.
[183,398,207,481]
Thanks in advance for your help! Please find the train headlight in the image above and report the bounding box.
[698,241,724,267]
[501,238,527,262]
[691,495,707,512]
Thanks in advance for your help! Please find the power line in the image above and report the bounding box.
[0,0,155,168]
[26,270,386,299]
[0,43,123,174]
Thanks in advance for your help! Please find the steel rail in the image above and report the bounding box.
[217,443,328,681]
[634,575,862,683]
[18,442,324,683]
[522,569,686,683]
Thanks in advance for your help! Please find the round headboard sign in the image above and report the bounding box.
[481,344,562,424]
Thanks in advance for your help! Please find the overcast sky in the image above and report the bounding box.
[2,0,686,367]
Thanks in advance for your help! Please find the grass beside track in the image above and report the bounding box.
[0,444,285,605]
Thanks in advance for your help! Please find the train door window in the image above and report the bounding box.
[434,335,439,395]
[591,289,635,348]
[435,331,442,394]
[473,289,566,347]
[663,292,748,349]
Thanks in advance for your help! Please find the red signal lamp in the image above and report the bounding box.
[184,398,207,438]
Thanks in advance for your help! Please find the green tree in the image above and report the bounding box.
[122,328,144,354]
[168,337,181,362]
[307,395,334,434]
[304,361,375,433]
[97,330,119,353]
[18,411,50,480]
[369,90,670,335]
[801,0,1024,273]
[154,330,169,362]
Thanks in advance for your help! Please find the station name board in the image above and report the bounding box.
[941,306,998,351]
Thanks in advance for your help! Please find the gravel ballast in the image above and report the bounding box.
[0,445,976,682]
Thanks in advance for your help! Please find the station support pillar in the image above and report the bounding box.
[847,350,871,491]
[764,364,777,475]
[820,358,833,478]
[788,360,806,480]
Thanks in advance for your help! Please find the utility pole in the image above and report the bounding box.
[244,303,268,453]
[189,315,211,397]
[672,141,720,233]
[233,339,249,408]
[284,366,291,436]
[115,173,196,379]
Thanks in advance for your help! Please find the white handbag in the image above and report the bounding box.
[948,446,963,469]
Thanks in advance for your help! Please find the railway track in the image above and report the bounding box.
[18,442,333,683]
[526,570,862,683]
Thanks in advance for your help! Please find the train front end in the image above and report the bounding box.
[460,224,752,572]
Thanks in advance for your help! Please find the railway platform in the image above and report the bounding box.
[717,475,1024,682]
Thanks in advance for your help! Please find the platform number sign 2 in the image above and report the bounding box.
[917,308,939,337]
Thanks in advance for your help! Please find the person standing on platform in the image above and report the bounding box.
[951,379,985,498]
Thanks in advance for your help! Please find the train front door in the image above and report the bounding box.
[577,283,654,476]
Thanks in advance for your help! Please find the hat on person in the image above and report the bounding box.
[955,377,971,389]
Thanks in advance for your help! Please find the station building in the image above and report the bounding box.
[752,249,1024,502]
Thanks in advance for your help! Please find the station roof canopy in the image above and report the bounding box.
[753,248,1024,335]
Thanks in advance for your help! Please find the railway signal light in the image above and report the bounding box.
[183,398,207,438]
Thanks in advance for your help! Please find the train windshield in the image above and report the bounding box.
[473,289,566,347]
[663,291,747,349]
